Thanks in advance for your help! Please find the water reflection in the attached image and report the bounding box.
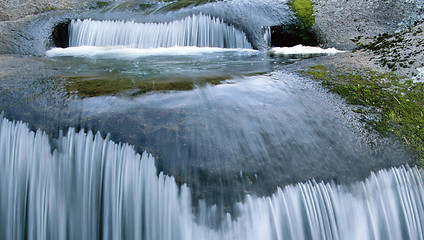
[48,48,269,96]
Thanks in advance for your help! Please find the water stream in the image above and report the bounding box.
[0,116,423,240]
[0,2,423,239]
[69,14,252,49]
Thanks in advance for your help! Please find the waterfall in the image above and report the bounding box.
[69,14,252,49]
[264,27,271,47]
[1,116,424,240]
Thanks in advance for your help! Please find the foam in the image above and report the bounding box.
[269,45,346,55]
[46,46,257,59]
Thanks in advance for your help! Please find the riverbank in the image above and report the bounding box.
[294,20,424,165]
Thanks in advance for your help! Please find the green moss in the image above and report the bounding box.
[275,0,318,46]
[289,0,315,29]
[64,74,227,97]
[306,65,328,78]
[304,66,424,165]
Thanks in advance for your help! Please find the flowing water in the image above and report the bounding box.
[0,116,423,240]
[69,14,252,49]
[0,2,423,240]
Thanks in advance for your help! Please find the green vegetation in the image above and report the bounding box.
[289,0,315,29]
[304,65,424,165]
[273,0,318,47]
[64,74,226,97]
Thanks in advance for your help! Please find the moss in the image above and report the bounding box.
[271,0,318,47]
[289,0,315,29]
[304,66,424,165]
[64,74,227,97]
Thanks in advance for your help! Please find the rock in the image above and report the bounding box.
[312,0,424,49]
[0,0,95,20]
[0,0,423,56]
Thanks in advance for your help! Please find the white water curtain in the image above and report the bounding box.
[1,116,424,240]
[69,14,252,49]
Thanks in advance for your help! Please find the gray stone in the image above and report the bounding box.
[312,0,424,49]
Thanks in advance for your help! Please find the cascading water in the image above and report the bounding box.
[1,116,424,240]
[3,0,424,239]
[264,27,272,47]
[69,14,252,49]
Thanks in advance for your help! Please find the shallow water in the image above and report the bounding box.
[0,48,411,206]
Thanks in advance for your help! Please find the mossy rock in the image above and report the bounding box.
[289,0,315,29]
[64,74,227,97]
[304,65,424,165]
[270,0,318,47]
